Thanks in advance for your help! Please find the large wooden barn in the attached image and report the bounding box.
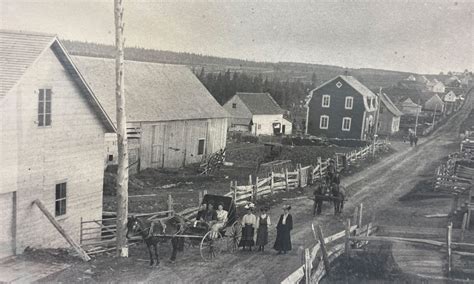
[305,75,378,140]
[0,30,114,257]
[72,56,229,170]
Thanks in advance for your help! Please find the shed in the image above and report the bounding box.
[72,56,229,169]
[223,92,292,136]
[377,92,403,135]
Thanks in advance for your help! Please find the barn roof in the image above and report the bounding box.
[379,92,403,116]
[233,92,285,115]
[0,30,115,132]
[0,30,56,98]
[72,56,229,123]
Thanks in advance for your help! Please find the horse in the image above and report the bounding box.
[127,215,186,266]
[331,184,346,215]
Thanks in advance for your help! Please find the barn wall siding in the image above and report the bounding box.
[139,118,227,169]
[11,48,105,253]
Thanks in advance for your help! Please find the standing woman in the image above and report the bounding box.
[273,205,293,254]
[238,204,256,251]
[256,207,271,252]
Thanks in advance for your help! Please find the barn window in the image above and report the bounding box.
[197,139,205,155]
[345,96,353,110]
[55,182,67,216]
[232,103,237,108]
[108,154,114,162]
[342,117,351,131]
[38,88,52,126]
[320,115,329,129]
[322,95,330,108]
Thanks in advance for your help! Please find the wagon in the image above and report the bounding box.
[179,194,242,261]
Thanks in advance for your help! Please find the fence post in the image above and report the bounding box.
[168,194,174,217]
[352,207,358,226]
[297,163,302,188]
[80,217,83,244]
[198,191,203,206]
[345,218,351,261]
[316,225,330,275]
[447,222,452,274]
[233,181,237,201]
[285,169,289,191]
[461,212,468,242]
[304,248,311,284]
[317,157,322,180]
[254,176,259,202]
[249,174,253,186]
[270,171,274,195]
[358,203,363,229]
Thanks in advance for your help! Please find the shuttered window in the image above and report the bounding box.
[345,96,353,110]
[322,95,330,108]
[320,115,329,129]
[38,89,52,126]
[342,117,351,131]
[197,139,205,155]
[55,183,67,216]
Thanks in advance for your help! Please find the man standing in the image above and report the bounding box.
[312,183,324,216]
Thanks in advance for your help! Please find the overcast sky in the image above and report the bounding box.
[1,0,472,74]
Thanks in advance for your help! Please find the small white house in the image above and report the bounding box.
[223,92,292,136]
[427,80,446,93]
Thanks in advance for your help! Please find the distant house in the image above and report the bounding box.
[427,80,446,93]
[445,76,462,88]
[73,56,228,170]
[406,75,417,81]
[399,98,422,115]
[0,30,115,257]
[423,94,445,113]
[377,93,403,135]
[443,91,458,114]
[306,75,377,140]
[223,92,292,136]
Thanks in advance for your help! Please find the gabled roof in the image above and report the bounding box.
[310,75,377,99]
[401,98,422,108]
[0,30,56,98]
[0,30,115,132]
[379,92,403,116]
[232,92,285,115]
[72,56,229,123]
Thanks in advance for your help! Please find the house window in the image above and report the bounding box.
[345,96,353,110]
[197,139,205,155]
[55,182,67,216]
[320,115,329,129]
[322,95,330,108]
[108,154,114,162]
[342,117,351,131]
[38,88,52,126]
[232,103,237,108]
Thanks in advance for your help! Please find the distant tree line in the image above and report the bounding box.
[194,68,318,111]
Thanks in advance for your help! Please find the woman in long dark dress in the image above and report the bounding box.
[273,205,293,254]
[238,204,256,251]
[256,207,271,252]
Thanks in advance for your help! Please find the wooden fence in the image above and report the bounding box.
[228,141,386,207]
[281,204,377,284]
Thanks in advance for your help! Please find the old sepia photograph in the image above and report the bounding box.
[0,0,473,283]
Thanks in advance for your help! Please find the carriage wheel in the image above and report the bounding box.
[200,231,223,261]
[226,221,242,252]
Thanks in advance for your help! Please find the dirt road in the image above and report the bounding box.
[43,90,472,284]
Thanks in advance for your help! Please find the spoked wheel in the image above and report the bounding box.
[200,231,224,261]
[226,221,242,252]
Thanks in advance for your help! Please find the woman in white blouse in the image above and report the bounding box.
[211,203,228,239]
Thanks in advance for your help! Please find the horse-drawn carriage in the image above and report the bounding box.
[127,194,242,264]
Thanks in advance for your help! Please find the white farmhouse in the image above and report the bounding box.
[223,92,292,136]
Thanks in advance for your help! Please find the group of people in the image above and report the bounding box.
[312,160,345,216]
[406,132,419,147]
[195,202,228,239]
[238,203,293,255]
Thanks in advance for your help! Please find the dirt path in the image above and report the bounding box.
[44,91,472,283]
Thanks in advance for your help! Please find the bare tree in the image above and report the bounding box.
[114,0,128,257]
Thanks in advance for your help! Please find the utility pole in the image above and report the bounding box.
[432,103,438,129]
[372,89,381,157]
[114,0,128,258]
[414,103,420,137]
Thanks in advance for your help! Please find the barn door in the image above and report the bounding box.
[0,192,15,258]
[151,124,165,168]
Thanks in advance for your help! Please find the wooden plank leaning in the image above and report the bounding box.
[33,199,91,261]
